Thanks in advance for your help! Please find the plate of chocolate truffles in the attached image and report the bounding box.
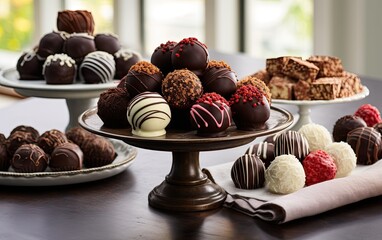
[0,10,142,99]
[0,126,137,186]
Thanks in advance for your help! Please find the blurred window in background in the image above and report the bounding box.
[142,0,205,55]
[245,0,313,58]
[65,0,114,34]
[0,0,34,51]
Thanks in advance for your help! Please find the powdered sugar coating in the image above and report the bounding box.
[265,154,305,194]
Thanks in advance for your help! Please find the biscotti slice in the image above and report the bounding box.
[294,80,311,100]
[307,55,344,78]
[268,76,296,100]
[282,57,319,83]
[310,77,342,100]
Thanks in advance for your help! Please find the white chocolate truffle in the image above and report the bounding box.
[298,123,332,151]
[127,91,171,137]
[265,154,305,194]
[324,142,356,178]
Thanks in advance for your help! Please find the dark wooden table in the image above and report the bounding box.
[1,52,382,240]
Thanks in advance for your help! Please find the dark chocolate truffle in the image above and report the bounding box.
[274,130,309,162]
[114,48,142,79]
[347,127,381,165]
[66,127,95,148]
[11,144,48,173]
[16,50,44,80]
[97,87,131,127]
[79,51,115,84]
[373,122,382,136]
[36,31,68,60]
[201,60,237,99]
[231,154,265,189]
[63,33,96,64]
[43,54,77,84]
[245,142,275,168]
[50,142,83,171]
[94,33,121,54]
[0,137,9,171]
[7,131,37,157]
[171,37,209,76]
[151,41,177,76]
[190,92,232,137]
[162,69,203,109]
[237,76,272,104]
[37,129,68,155]
[10,125,40,141]
[82,136,116,168]
[332,115,367,142]
[57,10,95,35]
[228,85,270,130]
[124,61,163,97]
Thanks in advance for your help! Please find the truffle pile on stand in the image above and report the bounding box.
[16,10,142,84]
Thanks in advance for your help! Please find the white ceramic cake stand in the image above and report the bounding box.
[0,68,118,131]
[272,86,369,131]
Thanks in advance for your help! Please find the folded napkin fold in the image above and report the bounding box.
[203,160,382,224]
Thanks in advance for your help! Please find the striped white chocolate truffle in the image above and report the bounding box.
[79,51,116,83]
[231,154,265,189]
[245,141,275,168]
[265,154,305,194]
[127,92,171,137]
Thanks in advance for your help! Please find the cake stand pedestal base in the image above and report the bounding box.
[66,98,97,131]
[291,105,312,131]
[148,151,227,212]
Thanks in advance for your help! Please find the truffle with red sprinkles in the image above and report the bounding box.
[125,61,164,97]
[303,150,337,186]
[237,75,272,104]
[229,85,270,130]
[162,69,203,109]
[97,87,131,128]
[171,37,209,77]
[354,104,382,127]
[201,60,237,99]
[151,41,177,76]
[190,92,232,137]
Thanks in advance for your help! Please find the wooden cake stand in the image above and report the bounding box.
[79,106,294,212]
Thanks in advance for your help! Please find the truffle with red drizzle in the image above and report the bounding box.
[190,92,232,137]
[151,41,177,76]
[171,37,209,77]
[229,85,270,130]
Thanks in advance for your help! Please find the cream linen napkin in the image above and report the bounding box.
[203,160,382,224]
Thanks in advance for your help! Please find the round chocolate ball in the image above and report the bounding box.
[37,31,68,60]
[37,129,68,155]
[347,127,381,165]
[201,60,237,99]
[66,127,95,148]
[171,37,209,77]
[114,48,142,79]
[333,115,367,142]
[7,131,37,157]
[231,154,265,189]
[50,142,83,171]
[11,144,48,173]
[125,61,163,97]
[82,136,116,168]
[94,33,121,54]
[237,76,272,104]
[63,33,96,64]
[43,54,77,84]
[97,87,131,128]
[162,69,203,109]
[229,85,270,130]
[10,125,40,141]
[16,50,44,80]
[245,141,275,168]
[151,41,177,76]
[0,138,10,171]
[190,92,232,137]
[57,10,95,35]
[274,130,309,162]
[79,51,116,84]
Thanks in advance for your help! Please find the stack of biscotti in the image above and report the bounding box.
[250,55,363,100]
